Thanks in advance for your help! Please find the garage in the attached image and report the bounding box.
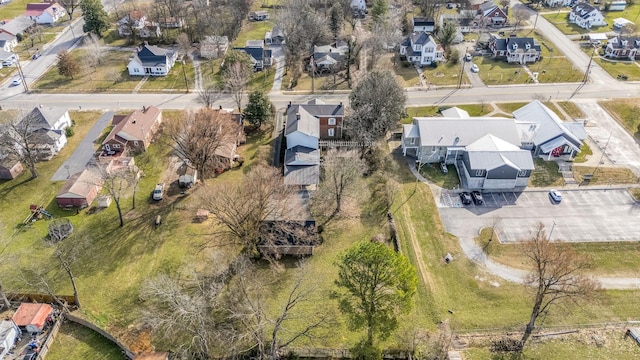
[55,169,102,208]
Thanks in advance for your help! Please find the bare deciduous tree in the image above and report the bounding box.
[316,149,367,215]
[0,109,43,179]
[197,85,223,108]
[177,32,192,58]
[58,0,80,20]
[519,222,600,351]
[223,61,253,111]
[48,234,88,310]
[165,108,241,181]
[83,33,104,70]
[96,166,135,227]
[200,165,294,256]
[515,8,531,30]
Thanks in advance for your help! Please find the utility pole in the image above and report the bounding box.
[15,56,29,93]
[181,59,189,93]
[549,221,557,241]
[583,49,595,83]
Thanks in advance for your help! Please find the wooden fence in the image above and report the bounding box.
[65,313,135,359]
[7,293,77,306]
[36,317,62,360]
[319,141,370,150]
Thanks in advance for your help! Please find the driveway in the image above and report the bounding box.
[270,45,285,93]
[50,111,114,181]
[439,189,640,243]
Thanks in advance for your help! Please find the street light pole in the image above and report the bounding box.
[549,220,557,241]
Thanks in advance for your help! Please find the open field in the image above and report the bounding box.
[45,322,123,360]
[475,228,640,277]
[34,49,196,93]
[600,99,640,139]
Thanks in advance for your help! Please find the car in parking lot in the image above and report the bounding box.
[470,63,479,73]
[471,191,484,205]
[465,53,472,61]
[459,192,472,205]
[549,189,562,203]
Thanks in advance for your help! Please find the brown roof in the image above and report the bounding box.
[111,114,127,126]
[102,106,161,145]
[12,303,52,329]
[56,169,102,198]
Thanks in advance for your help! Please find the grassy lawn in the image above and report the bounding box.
[45,322,123,360]
[280,70,350,92]
[631,188,640,201]
[102,28,129,47]
[594,57,640,82]
[34,49,196,93]
[542,12,591,35]
[600,99,640,139]
[233,20,274,47]
[477,56,533,85]
[419,163,460,189]
[402,103,495,124]
[557,100,585,119]
[573,143,593,163]
[573,165,639,185]
[475,228,640,277]
[387,55,422,87]
[423,60,469,87]
[464,329,640,359]
[494,102,529,114]
[529,158,564,187]
[0,66,17,81]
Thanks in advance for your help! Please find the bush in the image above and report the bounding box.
[65,126,75,137]
[431,61,438,68]
[450,49,460,65]
[490,337,522,354]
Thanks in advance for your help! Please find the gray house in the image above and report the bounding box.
[401,108,534,190]
[513,100,586,160]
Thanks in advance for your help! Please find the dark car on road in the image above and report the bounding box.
[471,191,484,205]
[459,192,472,205]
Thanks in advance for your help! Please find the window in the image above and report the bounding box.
[328,117,336,125]
[518,170,528,177]
[328,128,335,137]
[113,144,120,149]
[410,138,415,145]
[133,141,139,147]
[475,170,484,176]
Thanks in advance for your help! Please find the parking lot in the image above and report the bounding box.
[439,189,640,243]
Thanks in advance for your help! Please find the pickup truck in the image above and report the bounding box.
[152,183,165,201]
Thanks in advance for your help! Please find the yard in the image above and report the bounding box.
[594,57,640,82]
[34,49,196,93]
[45,322,123,360]
[280,69,351,92]
[599,99,640,139]
[423,60,470,87]
[529,158,565,187]
[419,163,461,189]
[572,165,639,185]
[544,4,640,35]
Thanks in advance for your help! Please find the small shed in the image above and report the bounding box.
[97,195,112,208]
[0,320,20,359]
[56,169,103,208]
[13,303,53,333]
[178,165,197,188]
[0,155,23,180]
[613,17,633,29]
[609,1,626,11]
[587,33,608,45]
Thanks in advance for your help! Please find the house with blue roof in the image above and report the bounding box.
[127,45,178,76]
[233,40,272,71]
[399,31,444,67]
[490,36,541,64]
[569,2,606,29]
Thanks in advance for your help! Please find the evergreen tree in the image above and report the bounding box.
[243,90,271,129]
[81,0,109,37]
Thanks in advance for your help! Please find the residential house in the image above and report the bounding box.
[0,320,21,359]
[248,11,269,21]
[569,2,606,29]
[17,106,72,155]
[24,2,65,24]
[159,17,183,28]
[604,35,640,60]
[478,1,508,27]
[412,17,435,33]
[118,10,160,38]
[12,303,53,332]
[233,40,272,71]
[0,32,17,52]
[0,16,37,37]
[310,42,348,72]
[264,26,284,45]
[544,0,574,7]
[490,36,541,64]
[401,111,534,190]
[199,35,229,59]
[127,44,178,76]
[0,153,23,179]
[469,0,487,10]
[102,106,162,154]
[55,168,102,208]
[400,31,444,66]
[513,100,587,160]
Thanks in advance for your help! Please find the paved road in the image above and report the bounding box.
[577,100,640,177]
[50,111,113,181]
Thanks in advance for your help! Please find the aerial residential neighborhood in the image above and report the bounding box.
[1,0,640,358]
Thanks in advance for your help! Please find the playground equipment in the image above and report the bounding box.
[23,205,53,225]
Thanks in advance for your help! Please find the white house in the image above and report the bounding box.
[543,0,573,7]
[128,45,177,76]
[490,36,542,64]
[24,2,65,24]
[0,32,17,52]
[412,17,435,33]
[609,0,626,11]
[400,32,444,67]
[569,3,606,29]
[118,10,160,38]
[16,107,72,155]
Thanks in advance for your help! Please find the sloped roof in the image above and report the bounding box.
[19,107,68,132]
[29,128,62,145]
[0,49,13,61]
[24,2,63,17]
[513,100,583,149]
[466,134,534,171]
[410,31,434,45]
[285,146,320,166]
[102,106,161,145]
[234,46,264,62]
[0,16,35,35]
[412,117,521,147]
[284,163,320,185]
[572,2,598,18]
[0,32,15,41]
[56,169,102,199]
[413,17,435,27]
[402,124,420,138]
[285,106,320,138]
[440,107,469,118]
[494,37,541,52]
[12,303,53,329]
